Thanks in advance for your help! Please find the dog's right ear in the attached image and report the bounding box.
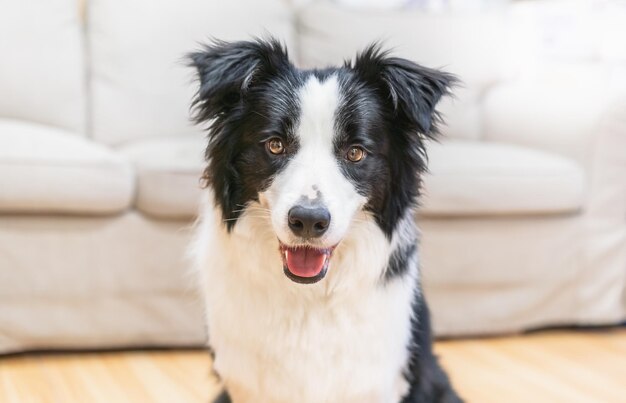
[349,44,457,138]
[188,38,290,122]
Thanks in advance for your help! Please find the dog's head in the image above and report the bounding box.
[190,38,455,284]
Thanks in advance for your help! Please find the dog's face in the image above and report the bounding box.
[190,39,454,284]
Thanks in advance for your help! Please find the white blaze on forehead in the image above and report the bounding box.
[296,75,341,149]
[293,74,342,201]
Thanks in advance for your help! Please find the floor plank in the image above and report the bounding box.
[434,329,626,403]
[1,329,625,402]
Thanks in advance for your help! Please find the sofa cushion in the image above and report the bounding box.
[420,140,586,216]
[0,120,134,215]
[0,0,85,133]
[88,0,296,146]
[120,136,205,219]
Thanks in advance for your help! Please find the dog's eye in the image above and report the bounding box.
[266,138,285,155]
[346,146,366,163]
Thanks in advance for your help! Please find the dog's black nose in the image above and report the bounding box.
[288,205,331,238]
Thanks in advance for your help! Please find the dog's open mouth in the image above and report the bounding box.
[279,242,336,284]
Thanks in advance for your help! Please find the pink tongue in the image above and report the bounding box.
[285,248,327,278]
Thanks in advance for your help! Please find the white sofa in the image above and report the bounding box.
[0,0,624,354]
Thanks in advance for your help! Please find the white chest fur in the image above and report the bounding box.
[193,206,417,403]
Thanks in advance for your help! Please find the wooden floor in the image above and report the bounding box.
[1,329,625,403]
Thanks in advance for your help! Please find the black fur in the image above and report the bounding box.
[384,242,417,281]
[402,292,463,403]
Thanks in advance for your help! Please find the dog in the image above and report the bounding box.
[188,37,461,403]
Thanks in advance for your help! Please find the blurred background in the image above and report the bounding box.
[0,0,625,401]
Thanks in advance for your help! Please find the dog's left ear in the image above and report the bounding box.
[188,38,291,123]
[349,44,457,136]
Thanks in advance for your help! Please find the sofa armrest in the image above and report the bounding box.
[483,72,626,221]
[482,69,625,169]
[483,72,626,315]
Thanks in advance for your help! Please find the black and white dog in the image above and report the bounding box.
[189,38,461,403]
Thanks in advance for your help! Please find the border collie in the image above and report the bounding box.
[189,37,461,403]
